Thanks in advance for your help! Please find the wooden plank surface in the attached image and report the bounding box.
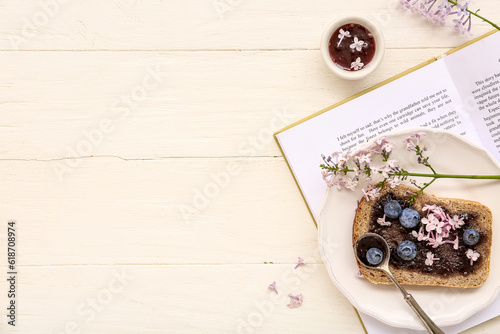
[0,0,496,51]
[1,0,500,333]
[1,49,445,160]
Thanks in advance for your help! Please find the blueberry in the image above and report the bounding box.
[384,200,402,218]
[463,229,480,246]
[366,248,384,265]
[399,208,420,228]
[397,240,417,261]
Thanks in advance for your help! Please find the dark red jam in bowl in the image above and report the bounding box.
[328,23,376,71]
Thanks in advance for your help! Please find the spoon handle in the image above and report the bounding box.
[383,269,444,334]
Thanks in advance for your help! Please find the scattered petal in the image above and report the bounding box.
[377,214,391,226]
[425,251,440,266]
[268,281,278,294]
[287,293,304,308]
[294,257,305,269]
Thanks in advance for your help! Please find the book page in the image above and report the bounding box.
[276,60,477,222]
[443,32,500,161]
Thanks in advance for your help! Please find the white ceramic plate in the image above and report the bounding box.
[318,128,500,330]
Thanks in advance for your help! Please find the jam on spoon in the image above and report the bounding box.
[354,233,444,334]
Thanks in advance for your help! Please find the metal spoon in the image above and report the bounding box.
[354,233,444,334]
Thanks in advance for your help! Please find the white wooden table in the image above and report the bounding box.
[1,1,500,332]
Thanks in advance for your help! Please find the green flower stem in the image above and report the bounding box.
[321,166,500,180]
[403,172,500,179]
[447,0,500,30]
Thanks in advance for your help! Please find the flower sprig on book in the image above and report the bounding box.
[320,132,500,203]
[400,0,500,35]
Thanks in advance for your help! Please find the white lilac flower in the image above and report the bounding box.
[448,214,465,229]
[350,37,364,52]
[382,141,396,153]
[343,177,358,191]
[387,177,401,188]
[287,293,303,308]
[377,214,391,226]
[355,152,371,164]
[425,251,440,266]
[431,206,447,221]
[350,57,364,71]
[465,249,480,265]
[337,28,351,46]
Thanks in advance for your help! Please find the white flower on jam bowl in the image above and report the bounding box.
[321,16,385,80]
[318,128,500,330]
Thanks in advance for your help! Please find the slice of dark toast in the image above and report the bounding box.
[353,185,492,288]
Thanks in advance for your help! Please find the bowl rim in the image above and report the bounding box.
[320,16,385,80]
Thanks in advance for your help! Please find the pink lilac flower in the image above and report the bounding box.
[350,37,364,51]
[287,293,304,308]
[421,213,441,232]
[268,281,278,294]
[427,233,445,248]
[465,249,480,265]
[431,206,447,221]
[355,270,364,278]
[425,251,440,266]
[351,57,364,71]
[294,257,305,269]
[419,204,466,249]
[448,214,465,229]
[412,227,428,241]
[377,214,392,226]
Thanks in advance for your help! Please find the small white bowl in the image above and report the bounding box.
[321,16,385,80]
